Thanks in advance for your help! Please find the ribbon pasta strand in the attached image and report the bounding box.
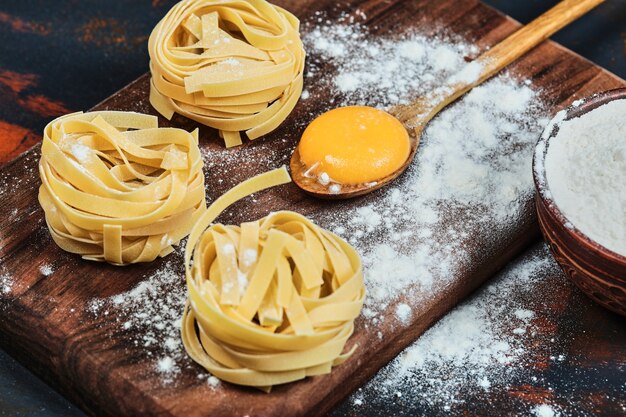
[38,111,206,265]
[182,167,366,390]
[148,0,305,147]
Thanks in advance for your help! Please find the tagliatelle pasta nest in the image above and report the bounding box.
[148,0,305,147]
[38,111,206,265]
[181,167,366,390]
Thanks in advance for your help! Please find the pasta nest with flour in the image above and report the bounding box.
[182,167,366,390]
[38,111,206,265]
[148,0,305,147]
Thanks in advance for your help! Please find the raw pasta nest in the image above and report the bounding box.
[182,168,366,390]
[38,111,206,265]
[148,0,305,147]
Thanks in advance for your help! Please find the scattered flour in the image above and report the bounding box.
[88,257,195,383]
[304,20,480,107]
[207,376,220,388]
[302,20,547,318]
[157,356,177,374]
[69,143,92,163]
[221,58,242,67]
[533,404,558,417]
[543,98,626,255]
[344,244,571,414]
[514,309,535,321]
[0,273,12,295]
[0,151,39,199]
[395,303,412,324]
[39,264,54,276]
[449,61,484,84]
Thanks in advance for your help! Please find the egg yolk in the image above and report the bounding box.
[298,106,410,185]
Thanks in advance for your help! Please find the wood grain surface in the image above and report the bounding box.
[0,1,624,416]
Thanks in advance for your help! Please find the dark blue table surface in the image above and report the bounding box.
[0,1,624,416]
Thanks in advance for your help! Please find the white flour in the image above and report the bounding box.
[533,404,558,417]
[88,257,194,383]
[345,244,576,415]
[39,264,54,276]
[544,99,626,255]
[305,17,480,107]
[0,273,12,295]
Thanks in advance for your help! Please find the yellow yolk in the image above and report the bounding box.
[298,106,410,185]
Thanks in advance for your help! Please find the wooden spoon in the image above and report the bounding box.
[291,0,605,199]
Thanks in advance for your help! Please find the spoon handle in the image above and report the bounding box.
[474,0,605,84]
[400,0,605,128]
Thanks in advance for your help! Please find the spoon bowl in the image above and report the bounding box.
[290,126,420,199]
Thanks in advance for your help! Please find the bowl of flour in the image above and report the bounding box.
[533,88,626,316]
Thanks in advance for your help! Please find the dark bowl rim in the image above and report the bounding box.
[532,87,626,264]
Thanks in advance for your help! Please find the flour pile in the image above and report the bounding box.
[543,98,626,255]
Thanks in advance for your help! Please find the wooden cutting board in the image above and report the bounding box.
[0,1,623,416]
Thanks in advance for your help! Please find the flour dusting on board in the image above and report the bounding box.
[533,404,559,417]
[39,264,54,276]
[86,15,547,386]
[89,256,192,381]
[305,15,480,107]
[302,20,548,318]
[0,151,39,199]
[0,273,13,296]
[344,245,577,415]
